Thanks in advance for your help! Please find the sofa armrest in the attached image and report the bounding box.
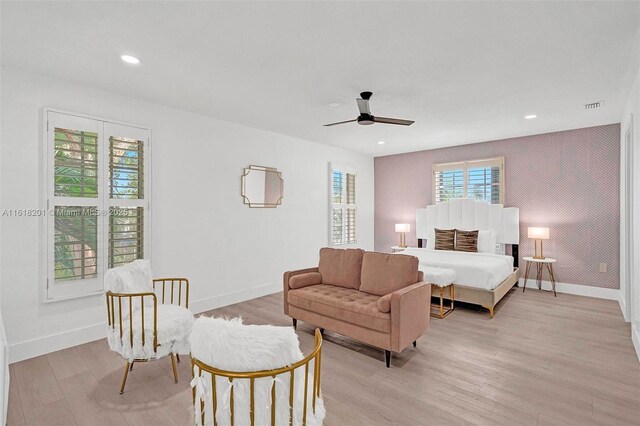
[283,267,320,315]
[390,282,431,352]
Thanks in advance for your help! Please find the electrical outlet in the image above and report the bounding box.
[599,262,607,273]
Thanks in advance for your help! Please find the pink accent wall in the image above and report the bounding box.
[375,124,620,289]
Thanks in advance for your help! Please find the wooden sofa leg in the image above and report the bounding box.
[385,350,391,368]
[413,340,417,348]
[319,328,324,334]
[292,318,297,329]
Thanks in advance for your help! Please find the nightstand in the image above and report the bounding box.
[523,256,557,297]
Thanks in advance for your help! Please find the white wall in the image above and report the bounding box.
[620,24,640,361]
[0,67,375,363]
[0,17,9,422]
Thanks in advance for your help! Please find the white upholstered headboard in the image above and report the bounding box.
[416,198,520,246]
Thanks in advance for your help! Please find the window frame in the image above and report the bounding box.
[432,156,504,205]
[41,108,151,303]
[328,162,357,247]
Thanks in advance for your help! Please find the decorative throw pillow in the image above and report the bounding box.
[455,229,479,252]
[434,228,455,251]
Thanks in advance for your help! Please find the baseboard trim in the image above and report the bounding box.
[517,278,619,300]
[8,283,282,364]
[189,283,282,315]
[632,324,640,363]
[619,293,629,322]
[8,322,106,364]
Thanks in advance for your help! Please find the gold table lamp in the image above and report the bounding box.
[528,227,550,259]
[395,223,410,248]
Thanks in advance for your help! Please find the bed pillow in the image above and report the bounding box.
[434,228,455,251]
[477,229,497,254]
[455,229,479,252]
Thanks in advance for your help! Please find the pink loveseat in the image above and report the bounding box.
[283,248,430,367]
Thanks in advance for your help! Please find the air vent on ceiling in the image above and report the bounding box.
[585,101,604,110]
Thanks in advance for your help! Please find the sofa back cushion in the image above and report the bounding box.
[359,252,419,296]
[318,248,365,289]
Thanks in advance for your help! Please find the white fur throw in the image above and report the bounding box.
[190,316,325,426]
[423,266,456,287]
[107,304,194,362]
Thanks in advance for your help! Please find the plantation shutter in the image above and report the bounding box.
[433,157,504,205]
[54,129,98,198]
[329,164,357,246]
[47,113,104,300]
[109,207,144,268]
[54,206,98,281]
[434,167,464,203]
[45,111,150,301]
[109,136,144,199]
[105,122,149,271]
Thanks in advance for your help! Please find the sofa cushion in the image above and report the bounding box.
[318,248,364,289]
[289,272,322,289]
[287,284,390,333]
[359,252,419,297]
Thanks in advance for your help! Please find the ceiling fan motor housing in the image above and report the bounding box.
[357,114,375,125]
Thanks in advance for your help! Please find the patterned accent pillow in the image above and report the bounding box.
[434,228,455,251]
[455,229,479,252]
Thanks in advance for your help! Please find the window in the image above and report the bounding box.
[45,111,150,301]
[433,157,504,204]
[329,163,356,246]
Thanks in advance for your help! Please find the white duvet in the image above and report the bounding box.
[400,248,514,290]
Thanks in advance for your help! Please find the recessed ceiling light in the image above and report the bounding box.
[377,141,385,145]
[524,114,537,119]
[121,55,140,64]
[329,102,340,107]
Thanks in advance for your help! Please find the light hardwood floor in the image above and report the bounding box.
[7,288,640,426]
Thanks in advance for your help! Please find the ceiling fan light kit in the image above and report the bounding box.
[324,91,415,127]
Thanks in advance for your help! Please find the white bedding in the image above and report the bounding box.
[400,248,514,290]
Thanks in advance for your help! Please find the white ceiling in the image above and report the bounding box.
[2,1,639,156]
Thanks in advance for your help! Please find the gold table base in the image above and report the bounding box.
[523,261,557,297]
[430,284,455,318]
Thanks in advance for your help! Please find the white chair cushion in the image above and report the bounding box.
[107,304,194,362]
[190,316,325,426]
[423,266,456,287]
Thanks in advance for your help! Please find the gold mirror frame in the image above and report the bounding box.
[241,165,284,208]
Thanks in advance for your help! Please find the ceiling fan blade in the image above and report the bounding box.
[356,98,370,115]
[373,116,415,126]
[323,118,358,127]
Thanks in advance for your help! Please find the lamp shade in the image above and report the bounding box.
[395,223,410,233]
[528,227,549,240]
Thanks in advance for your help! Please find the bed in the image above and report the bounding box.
[414,198,520,318]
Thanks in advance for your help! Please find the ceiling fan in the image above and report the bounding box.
[324,91,415,127]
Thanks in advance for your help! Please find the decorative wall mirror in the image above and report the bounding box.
[241,165,284,208]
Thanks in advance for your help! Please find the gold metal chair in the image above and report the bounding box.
[106,278,191,394]
[191,329,323,426]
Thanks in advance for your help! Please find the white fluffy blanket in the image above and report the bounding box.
[190,316,325,426]
[107,304,194,362]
